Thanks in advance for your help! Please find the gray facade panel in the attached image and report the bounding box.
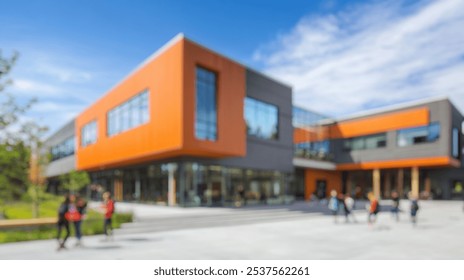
[44,120,75,147]
[44,119,76,177]
[212,69,293,172]
[333,100,455,164]
[46,155,76,177]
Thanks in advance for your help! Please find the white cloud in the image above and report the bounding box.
[35,60,94,83]
[28,101,84,137]
[254,0,464,116]
[1,42,124,134]
[13,79,61,96]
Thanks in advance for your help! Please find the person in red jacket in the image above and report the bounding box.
[102,191,115,240]
[367,192,380,225]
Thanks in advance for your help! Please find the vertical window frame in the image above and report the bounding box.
[195,66,218,141]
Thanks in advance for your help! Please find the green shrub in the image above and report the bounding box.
[0,195,133,244]
[0,212,133,244]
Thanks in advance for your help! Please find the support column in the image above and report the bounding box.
[346,172,352,196]
[168,164,177,206]
[134,171,141,202]
[424,172,431,199]
[384,171,391,198]
[411,166,419,198]
[397,169,404,197]
[221,168,228,206]
[178,163,186,207]
[114,178,123,201]
[373,168,381,199]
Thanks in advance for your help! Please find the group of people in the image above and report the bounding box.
[328,190,357,223]
[328,189,420,226]
[57,191,115,250]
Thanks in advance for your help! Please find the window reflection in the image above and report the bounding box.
[295,140,331,160]
[245,97,279,140]
[81,121,97,147]
[452,128,459,158]
[182,163,289,207]
[107,90,149,137]
[344,133,387,151]
[397,122,440,147]
[51,136,75,161]
[195,67,217,141]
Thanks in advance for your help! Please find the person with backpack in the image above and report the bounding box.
[102,191,115,240]
[67,194,87,247]
[344,193,357,223]
[390,191,400,222]
[328,190,339,223]
[367,192,380,225]
[57,194,71,250]
[409,193,420,226]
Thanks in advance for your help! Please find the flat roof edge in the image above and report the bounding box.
[335,95,450,122]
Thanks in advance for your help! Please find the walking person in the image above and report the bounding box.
[328,190,339,223]
[69,194,87,247]
[367,192,380,226]
[337,193,348,222]
[409,193,420,226]
[344,193,357,223]
[102,191,115,240]
[390,191,400,222]
[56,194,71,250]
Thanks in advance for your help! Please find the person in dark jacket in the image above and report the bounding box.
[391,191,400,222]
[409,193,420,226]
[69,194,87,247]
[57,194,71,250]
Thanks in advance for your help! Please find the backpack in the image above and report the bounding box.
[65,204,81,221]
[373,200,381,214]
[328,197,339,211]
[411,200,419,211]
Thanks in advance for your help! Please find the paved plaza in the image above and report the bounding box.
[0,200,463,259]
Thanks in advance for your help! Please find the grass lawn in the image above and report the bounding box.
[0,198,132,244]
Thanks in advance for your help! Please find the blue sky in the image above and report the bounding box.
[1,0,464,135]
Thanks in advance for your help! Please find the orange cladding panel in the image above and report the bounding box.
[330,107,429,138]
[304,169,342,200]
[76,39,184,171]
[294,126,331,144]
[336,156,461,170]
[182,39,246,157]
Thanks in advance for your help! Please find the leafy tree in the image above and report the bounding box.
[60,171,90,194]
[0,141,30,201]
[0,51,35,135]
[25,122,49,217]
[1,50,46,204]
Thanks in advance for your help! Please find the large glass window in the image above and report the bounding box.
[452,128,459,158]
[195,67,217,141]
[292,106,328,127]
[344,133,386,151]
[81,121,97,147]
[245,97,279,140]
[295,140,331,160]
[397,122,440,147]
[50,136,75,161]
[107,89,149,136]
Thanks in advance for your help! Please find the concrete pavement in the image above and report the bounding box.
[0,200,463,259]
